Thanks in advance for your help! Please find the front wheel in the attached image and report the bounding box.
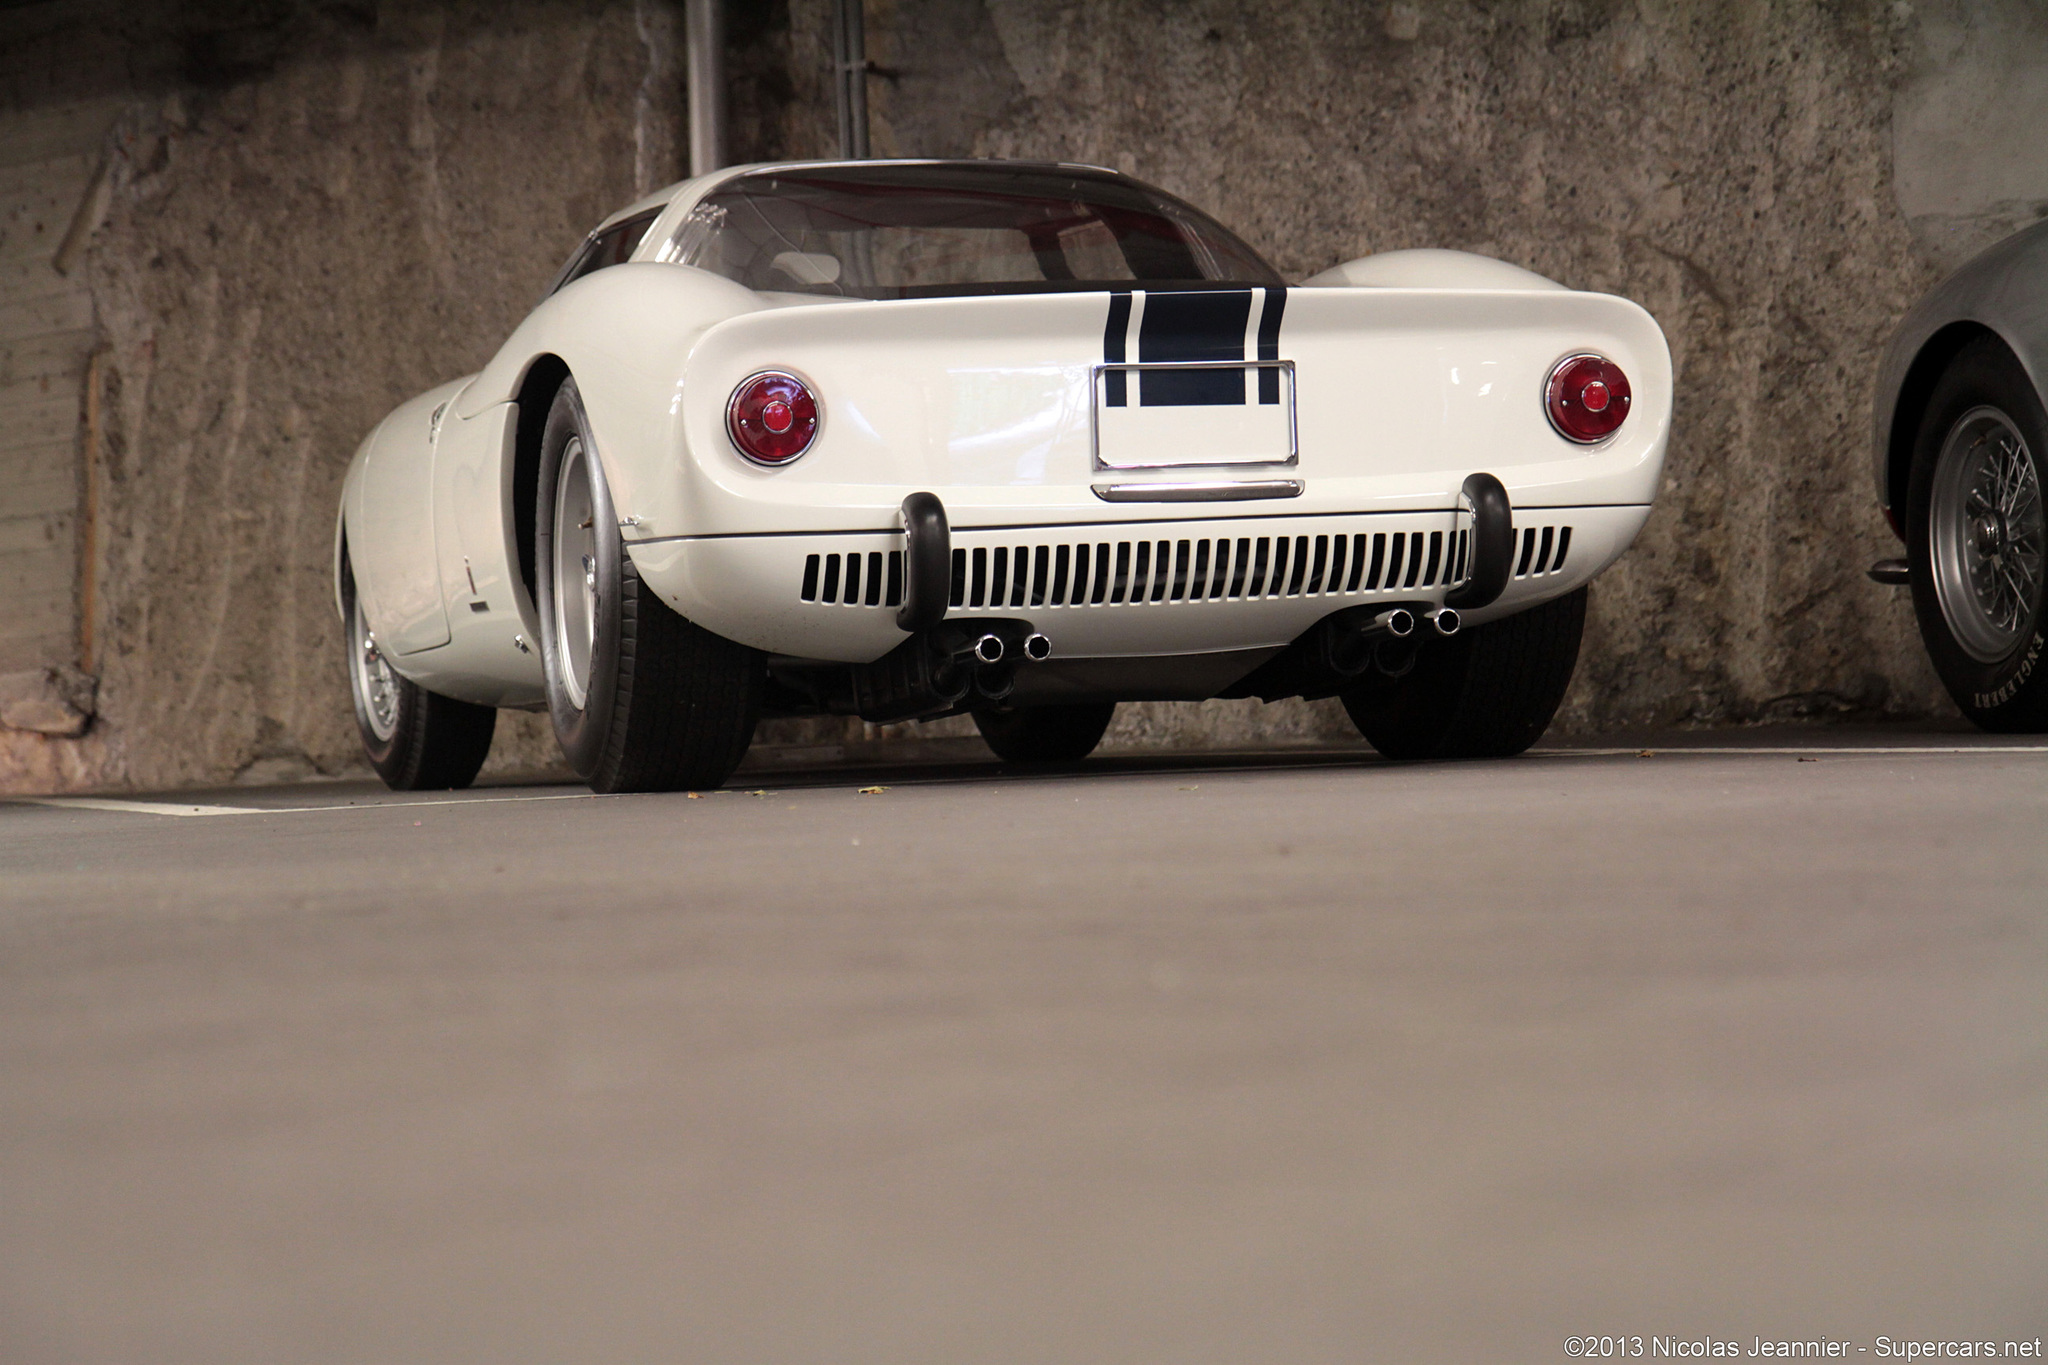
[973,702,1116,763]
[343,553,496,790]
[1906,338,2048,730]
[535,378,761,792]
[1342,588,1586,760]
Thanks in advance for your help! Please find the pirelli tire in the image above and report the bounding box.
[973,702,1117,764]
[534,378,761,792]
[1342,588,1586,760]
[342,547,497,791]
[1904,337,2048,732]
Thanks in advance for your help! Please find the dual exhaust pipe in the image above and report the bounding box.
[936,623,1051,705]
[956,631,1052,666]
[1370,606,1459,639]
[1323,601,1460,681]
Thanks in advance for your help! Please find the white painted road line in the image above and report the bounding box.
[6,747,2045,818]
[253,791,605,815]
[8,792,603,818]
[13,798,261,817]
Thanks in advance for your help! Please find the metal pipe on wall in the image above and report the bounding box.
[833,0,868,159]
[685,0,726,176]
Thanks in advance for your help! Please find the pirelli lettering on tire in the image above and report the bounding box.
[1974,630,2044,709]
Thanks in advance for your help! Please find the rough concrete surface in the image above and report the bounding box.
[2,737,2043,1361]
[0,0,685,792]
[1893,0,2048,271]
[0,664,94,735]
[4,0,2047,792]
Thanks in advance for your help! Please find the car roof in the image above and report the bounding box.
[589,158,1129,241]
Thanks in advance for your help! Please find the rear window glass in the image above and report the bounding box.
[661,163,1283,299]
[550,208,662,294]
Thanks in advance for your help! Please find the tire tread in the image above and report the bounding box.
[1343,589,1586,760]
[589,552,759,793]
[973,702,1116,764]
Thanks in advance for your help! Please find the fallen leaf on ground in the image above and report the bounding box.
[858,786,888,795]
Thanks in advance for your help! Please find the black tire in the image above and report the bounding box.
[1341,588,1586,760]
[973,702,1117,763]
[341,548,496,790]
[1904,338,2048,731]
[534,378,760,792]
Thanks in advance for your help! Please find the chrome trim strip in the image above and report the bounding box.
[1092,479,1304,503]
[1091,359,1299,471]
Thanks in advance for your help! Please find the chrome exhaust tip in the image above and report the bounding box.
[1427,607,1461,637]
[1376,608,1415,639]
[1022,633,1052,662]
[970,633,1005,665]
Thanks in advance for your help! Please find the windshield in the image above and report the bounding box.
[661,162,1284,299]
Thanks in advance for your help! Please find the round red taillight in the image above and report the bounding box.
[727,371,818,465]
[1545,354,1631,444]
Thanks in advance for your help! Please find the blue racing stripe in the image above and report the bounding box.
[1138,289,1252,406]
[1256,286,1286,404]
[1103,290,1132,407]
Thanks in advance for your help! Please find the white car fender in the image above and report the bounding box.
[452,262,764,537]
[345,388,461,658]
[342,264,761,703]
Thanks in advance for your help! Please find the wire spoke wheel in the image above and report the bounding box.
[1930,406,2047,662]
[348,593,401,743]
[339,551,496,790]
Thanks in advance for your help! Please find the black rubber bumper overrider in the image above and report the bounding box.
[896,491,951,632]
[1443,472,1512,611]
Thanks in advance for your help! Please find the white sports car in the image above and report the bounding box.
[337,159,1671,791]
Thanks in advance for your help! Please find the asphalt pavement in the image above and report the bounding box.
[2,731,2044,1363]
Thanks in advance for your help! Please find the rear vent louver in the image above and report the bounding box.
[1512,525,1572,579]
[798,550,906,607]
[945,530,1469,608]
[798,526,1572,607]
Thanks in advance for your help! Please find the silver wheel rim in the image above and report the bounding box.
[350,595,400,743]
[552,436,598,709]
[1931,405,2046,663]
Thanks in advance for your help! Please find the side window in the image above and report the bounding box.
[548,208,663,295]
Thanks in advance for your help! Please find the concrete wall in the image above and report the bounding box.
[0,0,2040,792]
[0,98,113,687]
[0,0,683,789]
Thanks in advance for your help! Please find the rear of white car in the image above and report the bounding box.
[632,280,1668,672]
[337,158,1670,791]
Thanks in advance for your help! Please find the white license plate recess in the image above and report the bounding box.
[1092,361,1297,470]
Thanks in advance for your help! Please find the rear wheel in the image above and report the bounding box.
[535,378,761,792]
[342,553,496,790]
[1342,588,1586,760]
[973,702,1116,763]
[1906,338,2048,730]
